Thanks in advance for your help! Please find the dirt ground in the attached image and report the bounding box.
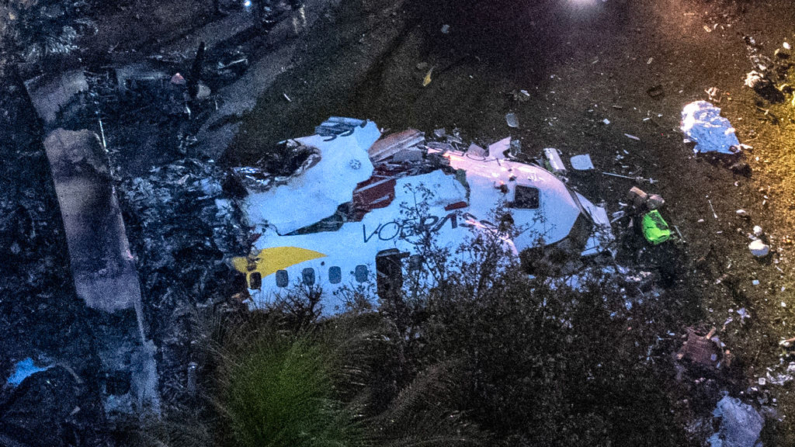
[228,0,795,441]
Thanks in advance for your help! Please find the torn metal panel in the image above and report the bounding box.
[24,70,88,124]
[242,120,380,235]
[43,129,141,313]
[368,128,425,162]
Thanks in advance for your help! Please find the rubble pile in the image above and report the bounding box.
[120,158,247,405]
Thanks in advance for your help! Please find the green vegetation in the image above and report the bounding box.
[218,320,362,447]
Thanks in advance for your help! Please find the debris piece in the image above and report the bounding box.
[440,24,450,34]
[677,327,722,368]
[433,128,446,138]
[708,199,718,219]
[744,70,769,90]
[25,69,89,124]
[674,225,686,242]
[729,161,751,176]
[602,172,654,184]
[369,128,424,162]
[646,84,665,99]
[602,118,611,125]
[422,66,434,87]
[646,194,665,210]
[570,154,594,171]
[753,225,763,237]
[627,186,649,208]
[543,148,567,176]
[467,143,486,158]
[392,148,423,163]
[505,112,519,128]
[708,396,764,447]
[748,239,770,257]
[641,210,671,245]
[244,120,380,234]
[44,129,142,312]
[7,358,53,387]
[681,101,741,154]
[283,92,292,102]
[489,137,511,160]
[170,72,186,85]
[624,133,641,141]
[510,89,531,102]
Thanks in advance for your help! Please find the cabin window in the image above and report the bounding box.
[302,268,315,286]
[513,186,540,209]
[249,272,262,290]
[275,270,289,288]
[329,266,342,284]
[354,265,369,283]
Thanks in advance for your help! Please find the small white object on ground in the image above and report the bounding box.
[624,133,640,141]
[570,154,595,171]
[602,118,611,125]
[753,225,763,237]
[441,24,450,34]
[506,113,519,128]
[749,239,770,257]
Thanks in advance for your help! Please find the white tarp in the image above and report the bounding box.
[681,101,741,154]
[243,121,381,234]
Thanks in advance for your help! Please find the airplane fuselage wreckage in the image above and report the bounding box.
[232,118,613,315]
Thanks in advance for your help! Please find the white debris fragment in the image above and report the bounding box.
[708,396,764,447]
[624,133,641,141]
[570,154,595,171]
[488,137,511,160]
[784,42,792,50]
[602,118,611,125]
[753,225,763,237]
[748,239,770,257]
[243,121,380,234]
[680,101,741,154]
[506,112,519,128]
[752,279,760,286]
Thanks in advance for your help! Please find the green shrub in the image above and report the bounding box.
[220,327,361,447]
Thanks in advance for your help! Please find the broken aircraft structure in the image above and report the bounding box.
[232,118,614,315]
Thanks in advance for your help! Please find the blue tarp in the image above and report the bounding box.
[7,358,52,387]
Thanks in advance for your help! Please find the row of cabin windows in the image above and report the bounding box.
[249,265,371,289]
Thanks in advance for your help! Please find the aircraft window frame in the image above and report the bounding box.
[329,266,341,284]
[275,270,289,288]
[354,265,368,283]
[249,271,262,290]
[302,268,315,286]
[513,185,540,209]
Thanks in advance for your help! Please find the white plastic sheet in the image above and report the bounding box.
[681,101,741,154]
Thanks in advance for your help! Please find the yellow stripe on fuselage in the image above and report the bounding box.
[232,246,327,287]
